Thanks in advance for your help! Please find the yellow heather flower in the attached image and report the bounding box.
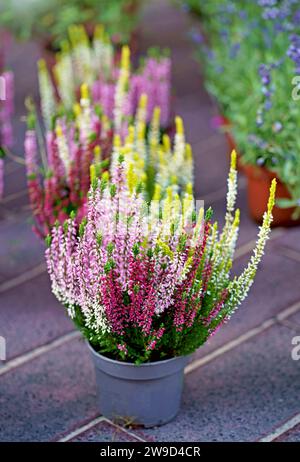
[186,143,193,161]
[157,240,174,259]
[94,24,104,41]
[94,146,102,164]
[185,182,193,195]
[121,45,130,70]
[153,183,162,201]
[127,163,138,194]
[80,83,89,100]
[113,134,121,148]
[55,124,63,138]
[73,103,81,118]
[139,93,148,109]
[175,116,184,135]
[163,134,171,152]
[90,164,96,183]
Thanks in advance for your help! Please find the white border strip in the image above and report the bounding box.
[58,416,146,443]
[259,413,300,442]
[58,416,106,442]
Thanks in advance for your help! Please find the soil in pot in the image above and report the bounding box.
[87,341,190,428]
[244,163,300,227]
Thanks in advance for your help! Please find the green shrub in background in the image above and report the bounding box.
[185,0,300,216]
[0,0,140,47]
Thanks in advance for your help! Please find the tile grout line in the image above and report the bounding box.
[233,228,284,261]
[277,319,300,333]
[276,246,300,264]
[185,299,300,375]
[259,413,300,442]
[102,418,147,443]
[57,416,146,443]
[0,262,46,294]
[0,226,266,296]
[0,188,28,204]
[185,319,275,374]
[0,331,81,377]
[58,416,106,442]
[5,162,23,175]
[56,300,300,443]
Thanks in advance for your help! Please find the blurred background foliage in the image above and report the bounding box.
[0,0,141,46]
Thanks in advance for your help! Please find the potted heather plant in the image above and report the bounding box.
[38,30,171,130]
[25,84,192,238]
[192,0,300,225]
[24,41,175,238]
[45,151,276,427]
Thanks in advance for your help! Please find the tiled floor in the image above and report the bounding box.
[0,0,300,442]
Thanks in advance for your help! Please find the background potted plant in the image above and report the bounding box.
[23,38,176,238]
[0,0,141,54]
[45,151,276,427]
[25,85,192,238]
[38,27,172,130]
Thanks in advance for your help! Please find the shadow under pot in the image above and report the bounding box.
[87,341,190,428]
[243,163,300,227]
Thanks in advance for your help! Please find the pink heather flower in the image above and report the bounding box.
[203,288,228,326]
[25,130,38,176]
[146,327,165,351]
[83,55,171,127]
[0,157,4,197]
[0,71,14,148]
[46,160,217,362]
[117,344,128,355]
[25,111,113,239]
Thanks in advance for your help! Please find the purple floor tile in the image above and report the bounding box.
[208,182,259,247]
[0,192,29,215]
[141,323,300,442]
[286,311,300,328]
[274,228,300,254]
[0,338,98,442]
[2,164,27,197]
[193,136,229,198]
[0,272,74,360]
[0,212,43,281]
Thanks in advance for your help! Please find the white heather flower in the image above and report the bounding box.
[55,123,70,175]
[38,59,56,130]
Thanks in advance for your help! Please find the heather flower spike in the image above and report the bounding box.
[26,70,192,238]
[46,150,276,363]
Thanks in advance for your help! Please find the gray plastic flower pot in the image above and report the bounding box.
[87,341,190,428]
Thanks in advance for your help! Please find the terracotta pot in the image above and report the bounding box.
[243,163,300,227]
[215,115,244,172]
